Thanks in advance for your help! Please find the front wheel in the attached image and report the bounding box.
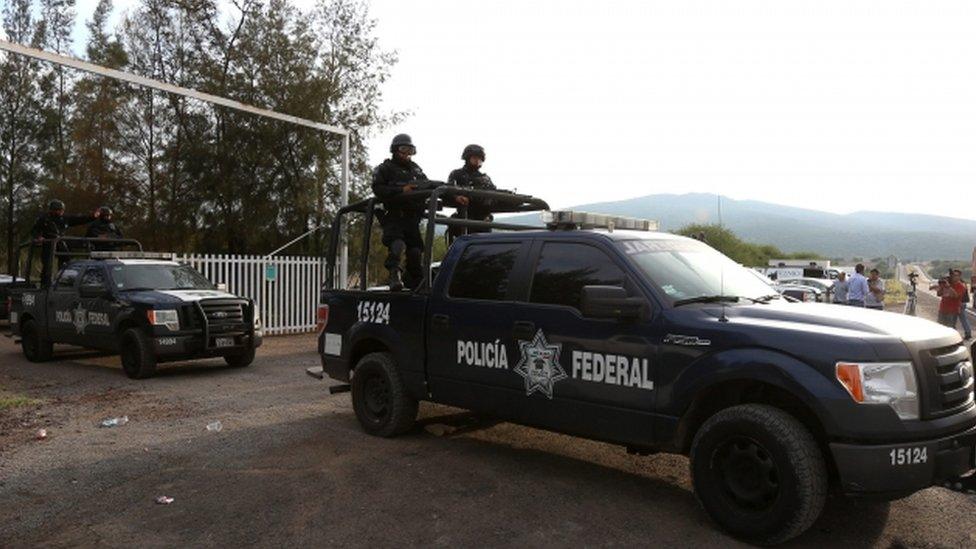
[21,320,53,362]
[351,352,418,437]
[224,347,256,368]
[690,404,827,545]
[120,328,157,379]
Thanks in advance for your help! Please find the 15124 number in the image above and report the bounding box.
[889,446,927,466]
[357,301,390,324]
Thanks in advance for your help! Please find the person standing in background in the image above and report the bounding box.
[955,269,972,340]
[831,272,849,304]
[847,264,869,307]
[865,268,886,311]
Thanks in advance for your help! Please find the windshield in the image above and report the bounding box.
[617,238,777,303]
[109,264,215,291]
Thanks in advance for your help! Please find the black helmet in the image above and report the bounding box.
[98,206,113,217]
[462,144,485,161]
[390,133,415,153]
[48,199,65,211]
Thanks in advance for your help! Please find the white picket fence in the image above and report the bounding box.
[176,254,326,336]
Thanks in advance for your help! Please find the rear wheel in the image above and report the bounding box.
[690,404,827,545]
[224,347,256,368]
[21,319,53,362]
[120,328,157,379]
[351,352,418,437]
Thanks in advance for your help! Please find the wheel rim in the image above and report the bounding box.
[362,372,390,423]
[712,436,780,511]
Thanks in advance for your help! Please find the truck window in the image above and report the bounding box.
[448,243,521,301]
[529,243,627,310]
[81,268,106,288]
[55,268,80,290]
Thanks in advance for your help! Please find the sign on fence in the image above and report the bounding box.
[176,254,324,336]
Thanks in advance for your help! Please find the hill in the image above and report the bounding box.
[504,193,976,260]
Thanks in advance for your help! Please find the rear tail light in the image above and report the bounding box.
[316,304,330,333]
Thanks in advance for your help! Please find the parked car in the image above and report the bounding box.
[777,283,825,302]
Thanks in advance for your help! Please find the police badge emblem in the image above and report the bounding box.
[72,303,89,334]
[514,330,566,399]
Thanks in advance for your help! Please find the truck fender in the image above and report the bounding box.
[343,322,420,376]
[668,347,847,449]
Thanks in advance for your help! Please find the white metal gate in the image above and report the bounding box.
[177,254,325,335]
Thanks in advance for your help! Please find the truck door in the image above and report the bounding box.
[426,240,532,416]
[78,266,114,350]
[47,266,81,345]
[505,240,661,447]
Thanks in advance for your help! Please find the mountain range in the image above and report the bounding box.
[504,193,976,261]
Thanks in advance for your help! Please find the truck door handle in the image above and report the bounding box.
[432,314,450,328]
[513,320,536,340]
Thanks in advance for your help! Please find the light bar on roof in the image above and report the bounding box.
[541,210,659,232]
[90,251,176,260]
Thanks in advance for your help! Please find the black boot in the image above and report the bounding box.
[387,268,403,292]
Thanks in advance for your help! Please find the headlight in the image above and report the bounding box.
[147,309,180,331]
[253,311,262,330]
[836,361,919,420]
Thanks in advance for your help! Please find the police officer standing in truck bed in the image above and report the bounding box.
[31,199,96,284]
[447,144,495,241]
[86,206,123,250]
[372,134,428,292]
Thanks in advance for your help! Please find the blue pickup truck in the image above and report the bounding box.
[8,242,262,378]
[313,190,975,544]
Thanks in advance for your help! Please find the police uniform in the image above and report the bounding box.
[372,157,428,287]
[447,166,495,239]
[31,211,93,284]
[86,218,123,239]
[86,218,124,251]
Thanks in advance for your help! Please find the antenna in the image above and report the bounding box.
[719,265,729,322]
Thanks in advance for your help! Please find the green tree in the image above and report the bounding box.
[676,224,823,266]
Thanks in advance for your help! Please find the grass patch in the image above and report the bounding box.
[0,392,41,410]
[884,279,907,305]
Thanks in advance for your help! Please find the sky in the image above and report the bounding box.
[40,0,976,218]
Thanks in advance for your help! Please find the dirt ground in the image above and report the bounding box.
[1,292,975,548]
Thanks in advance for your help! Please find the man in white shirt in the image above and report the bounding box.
[865,268,886,310]
[847,264,869,307]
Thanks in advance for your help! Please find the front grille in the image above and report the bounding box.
[918,344,974,418]
[199,299,248,334]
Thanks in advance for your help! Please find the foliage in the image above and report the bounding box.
[927,260,972,280]
[0,0,398,273]
[884,279,906,306]
[675,224,823,266]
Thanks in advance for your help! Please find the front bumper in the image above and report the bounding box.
[831,424,976,496]
[154,331,263,358]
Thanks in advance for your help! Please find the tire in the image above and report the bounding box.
[21,319,53,362]
[119,328,157,379]
[351,352,418,437]
[224,347,256,368]
[690,404,827,545]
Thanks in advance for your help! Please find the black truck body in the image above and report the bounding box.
[314,188,975,544]
[8,240,262,378]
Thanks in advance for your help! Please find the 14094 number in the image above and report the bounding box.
[889,446,927,466]
[357,301,390,324]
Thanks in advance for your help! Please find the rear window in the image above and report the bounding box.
[448,243,521,301]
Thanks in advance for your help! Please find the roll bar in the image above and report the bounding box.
[14,236,143,285]
[325,184,549,291]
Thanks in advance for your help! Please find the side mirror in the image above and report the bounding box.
[79,285,108,299]
[580,285,644,320]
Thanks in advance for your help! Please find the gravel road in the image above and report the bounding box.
[1,301,975,547]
